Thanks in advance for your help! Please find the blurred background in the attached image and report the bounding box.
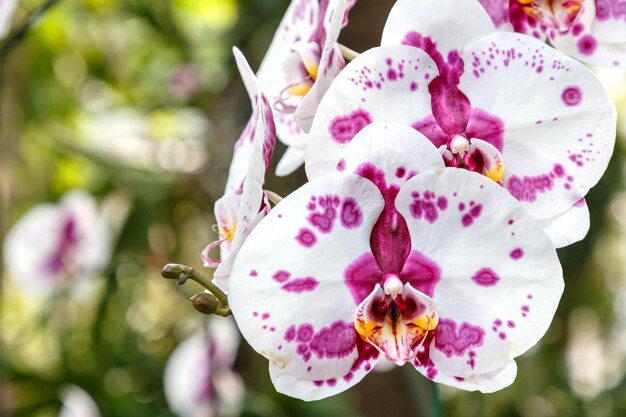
[1,0,626,416]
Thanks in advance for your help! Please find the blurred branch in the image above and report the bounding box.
[0,0,62,63]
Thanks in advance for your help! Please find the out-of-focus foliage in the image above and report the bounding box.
[1,0,626,416]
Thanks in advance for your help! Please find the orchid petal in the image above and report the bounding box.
[258,0,320,92]
[269,339,380,402]
[258,0,320,156]
[201,238,226,269]
[355,283,437,366]
[396,169,563,378]
[588,0,626,43]
[310,122,445,185]
[414,358,517,393]
[551,1,626,70]
[539,198,590,248]
[476,0,511,29]
[229,173,384,399]
[296,0,347,132]
[226,48,276,193]
[211,49,276,291]
[276,145,307,177]
[458,32,616,220]
[381,0,496,55]
[306,45,437,179]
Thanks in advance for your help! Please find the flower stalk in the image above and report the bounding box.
[161,263,231,316]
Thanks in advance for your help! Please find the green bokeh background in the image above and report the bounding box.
[1,1,625,416]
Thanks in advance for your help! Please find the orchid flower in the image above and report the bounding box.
[164,318,244,417]
[305,0,616,248]
[257,0,356,176]
[228,122,564,400]
[59,386,101,417]
[201,48,276,292]
[3,191,111,297]
[479,0,626,70]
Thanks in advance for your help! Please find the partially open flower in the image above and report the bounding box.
[257,0,357,176]
[201,48,276,291]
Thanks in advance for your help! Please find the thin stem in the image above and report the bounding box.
[161,263,229,307]
[213,306,232,317]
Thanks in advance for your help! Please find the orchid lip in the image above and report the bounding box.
[355,283,438,365]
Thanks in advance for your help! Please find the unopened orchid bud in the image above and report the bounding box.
[191,293,219,315]
[161,264,190,284]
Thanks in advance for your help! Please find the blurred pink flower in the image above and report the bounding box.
[3,191,111,297]
[164,318,243,417]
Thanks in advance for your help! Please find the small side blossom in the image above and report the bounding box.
[228,122,563,400]
[3,191,111,297]
[305,0,616,248]
[478,0,626,70]
[58,386,101,417]
[201,48,276,291]
[164,318,244,417]
[257,0,355,176]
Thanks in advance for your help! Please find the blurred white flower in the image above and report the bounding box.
[78,107,209,173]
[164,317,244,417]
[59,386,101,417]
[3,191,111,297]
[0,0,18,39]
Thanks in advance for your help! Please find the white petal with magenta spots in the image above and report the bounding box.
[395,169,563,378]
[381,0,496,55]
[212,49,276,291]
[458,32,616,220]
[414,357,517,393]
[551,1,626,70]
[296,0,347,132]
[306,45,437,179]
[229,173,384,399]
[539,198,590,248]
[309,121,445,185]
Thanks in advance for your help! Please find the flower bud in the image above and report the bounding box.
[191,293,219,315]
[161,263,184,280]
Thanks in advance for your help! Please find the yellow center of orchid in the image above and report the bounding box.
[355,282,439,365]
[519,0,584,30]
[219,221,237,242]
[286,61,318,97]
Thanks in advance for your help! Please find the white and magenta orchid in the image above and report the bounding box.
[478,0,626,69]
[257,0,356,176]
[164,318,243,417]
[228,122,563,400]
[305,0,616,248]
[3,191,111,297]
[201,47,276,291]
